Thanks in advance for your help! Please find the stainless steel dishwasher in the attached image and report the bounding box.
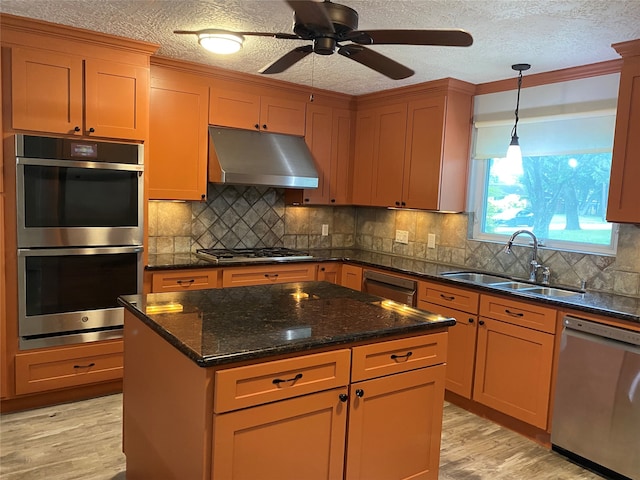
[362,270,417,306]
[551,316,640,480]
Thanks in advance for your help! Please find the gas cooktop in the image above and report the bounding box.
[196,247,313,264]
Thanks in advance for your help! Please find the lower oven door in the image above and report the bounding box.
[18,245,143,349]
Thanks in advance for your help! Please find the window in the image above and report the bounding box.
[470,74,620,255]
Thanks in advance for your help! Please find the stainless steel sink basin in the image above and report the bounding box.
[441,272,510,284]
[491,281,537,290]
[522,286,582,298]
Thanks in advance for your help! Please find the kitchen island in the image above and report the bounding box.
[119,281,454,480]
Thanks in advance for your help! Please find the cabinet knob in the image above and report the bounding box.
[320,267,325,271]
[262,124,268,130]
[468,318,474,323]
[88,127,95,133]
[339,393,348,403]
[73,126,81,132]
[201,194,206,200]
[355,388,364,398]
[401,201,406,207]
[478,320,485,326]
[395,201,400,206]
[304,198,310,202]
[331,199,336,203]
[254,124,260,130]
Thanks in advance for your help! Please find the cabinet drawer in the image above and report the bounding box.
[214,349,351,413]
[480,295,557,333]
[418,281,479,314]
[351,332,448,382]
[151,269,220,292]
[221,264,316,287]
[15,341,123,395]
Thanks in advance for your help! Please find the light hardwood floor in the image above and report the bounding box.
[0,393,604,479]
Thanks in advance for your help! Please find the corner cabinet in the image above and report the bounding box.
[209,79,306,136]
[606,39,640,223]
[148,63,209,200]
[10,46,149,140]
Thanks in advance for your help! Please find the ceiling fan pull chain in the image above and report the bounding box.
[310,54,315,102]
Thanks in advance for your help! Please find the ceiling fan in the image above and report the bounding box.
[174,0,473,80]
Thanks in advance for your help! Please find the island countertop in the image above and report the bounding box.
[119,281,455,367]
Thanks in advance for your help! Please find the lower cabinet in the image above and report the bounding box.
[221,263,316,287]
[210,333,448,480]
[318,262,341,284]
[340,264,363,291]
[150,268,221,292]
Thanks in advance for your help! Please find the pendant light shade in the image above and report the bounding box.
[507,63,531,160]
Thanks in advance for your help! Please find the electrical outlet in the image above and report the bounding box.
[427,233,436,249]
[322,224,329,236]
[395,230,409,244]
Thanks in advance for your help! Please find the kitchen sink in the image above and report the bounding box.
[522,286,582,298]
[491,281,538,290]
[441,272,510,284]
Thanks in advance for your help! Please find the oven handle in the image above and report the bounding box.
[18,246,144,257]
[17,157,144,171]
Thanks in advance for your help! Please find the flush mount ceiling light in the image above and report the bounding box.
[194,30,244,54]
[506,63,531,162]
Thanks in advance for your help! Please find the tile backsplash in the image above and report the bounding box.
[149,185,640,297]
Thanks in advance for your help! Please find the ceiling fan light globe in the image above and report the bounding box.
[198,33,244,54]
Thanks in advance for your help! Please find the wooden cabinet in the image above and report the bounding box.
[14,340,123,395]
[221,263,316,287]
[209,79,306,136]
[10,46,148,140]
[294,105,354,205]
[340,264,363,291]
[150,268,221,292]
[607,39,640,223]
[352,80,473,210]
[148,64,209,200]
[317,262,341,284]
[0,194,6,399]
[473,294,556,429]
[418,281,479,398]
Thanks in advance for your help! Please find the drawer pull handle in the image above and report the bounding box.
[440,294,455,301]
[390,351,413,361]
[264,274,279,278]
[73,362,95,369]
[505,309,524,317]
[272,373,303,385]
[176,279,195,285]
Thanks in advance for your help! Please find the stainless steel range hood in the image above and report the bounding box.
[208,126,319,189]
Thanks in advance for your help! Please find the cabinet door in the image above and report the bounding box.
[209,82,261,131]
[149,68,209,200]
[318,263,341,284]
[403,97,446,210]
[351,109,376,205]
[11,47,83,134]
[330,108,354,204]
[212,387,348,480]
[260,95,306,136]
[340,264,363,291]
[473,317,554,429]
[345,365,445,480]
[607,52,640,223]
[419,301,477,398]
[84,59,149,140]
[371,103,408,207]
[303,104,333,204]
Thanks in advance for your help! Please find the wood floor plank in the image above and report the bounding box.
[0,394,605,479]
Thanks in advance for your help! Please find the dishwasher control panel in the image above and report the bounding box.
[564,316,640,346]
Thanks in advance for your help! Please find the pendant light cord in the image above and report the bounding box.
[511,70,523,138]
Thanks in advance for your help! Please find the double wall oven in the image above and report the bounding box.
[15,134,144,349]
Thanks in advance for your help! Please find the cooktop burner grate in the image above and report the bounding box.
[196,247,313,263]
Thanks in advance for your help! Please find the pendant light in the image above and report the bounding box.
[506,63,531,162]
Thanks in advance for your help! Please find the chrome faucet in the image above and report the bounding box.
[503,229,542,282]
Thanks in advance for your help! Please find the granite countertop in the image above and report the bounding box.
[146,249,640,324]
[119,281,455,368]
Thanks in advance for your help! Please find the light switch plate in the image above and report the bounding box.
[322,224,329,236]
[395,230,409,244]
[427,233,436,248]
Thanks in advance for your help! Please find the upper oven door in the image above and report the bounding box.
[16,158,144,247]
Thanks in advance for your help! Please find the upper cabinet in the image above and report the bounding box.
[352,79,474,211]
[292,102,354,205]
[2,15,157,141]
[606,39,640,224]
[148,63,209,201]
[209,79,306,136]
[10,47,149,141]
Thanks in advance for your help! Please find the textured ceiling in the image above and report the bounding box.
[1,0,639,95]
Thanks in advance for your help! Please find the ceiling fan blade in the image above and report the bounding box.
[286,0,334,32]
[348,29,473,47]
[337,45,414,80]
[259,45,314,74]
[174,29,300,40]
